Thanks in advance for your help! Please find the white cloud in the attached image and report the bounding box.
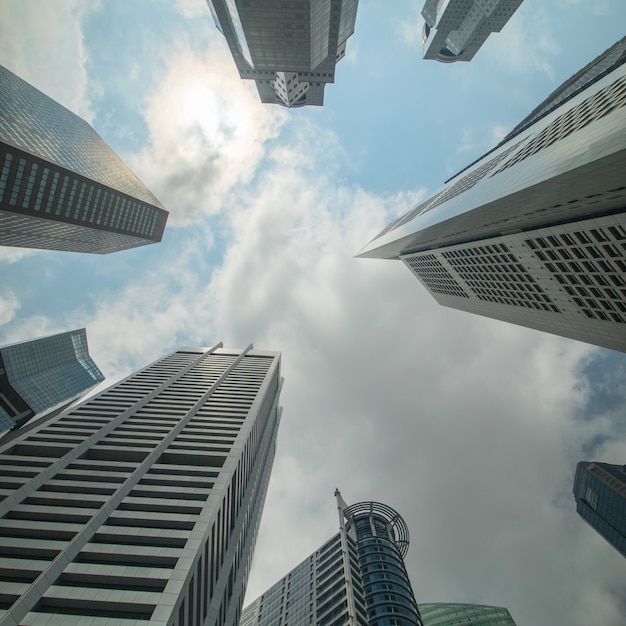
[129,38,287,225]
[0,0,99,120]
[71,119,626,625]
[175,0,211,19]
[0,291,20,326]
[483,3,560,78]
[0,246,35,264]
[489,123,508,145]
[398,11,424,51]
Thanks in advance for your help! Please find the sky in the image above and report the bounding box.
[0,0,625,624]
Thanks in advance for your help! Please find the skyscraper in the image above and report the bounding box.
[359,38,626,352]
[0,329,104,438]
[206,0,359,107]
[417,603,516,626]
[573,461,626,558]
[240,490,423,626]
[0,64,168,253]
[0,343,282,625]
[421,0,523,63]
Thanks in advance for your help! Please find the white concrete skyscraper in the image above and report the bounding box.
[359,38,626,352]
[0,344,282,626]
[421,0,523,63]
[206,0,359,107]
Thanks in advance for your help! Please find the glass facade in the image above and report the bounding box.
[421,1,523,63]
[0,65,168,253]
[0,329,104,430]
[241,496,423,626]
[241,531,369,626]
[345,501,422,626]
[207,0,359,107]
[417,603,517,626]
[573,461,626,558]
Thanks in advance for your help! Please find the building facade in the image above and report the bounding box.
[0,65,168,253]
[359,38,626,352]
[421,0,523,63]
[0,344,282,625]
[206,0,359,107]
[573,461,626,558]
[240,491,422,626]
[417,603,516,626]
[0,329,104,438]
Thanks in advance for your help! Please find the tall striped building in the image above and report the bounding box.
[0,344,282,626]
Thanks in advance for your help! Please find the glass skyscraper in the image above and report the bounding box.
[0,344,282,625]
[417,603,516,626]
[0,329,104,437]
[359,38,626,352]
[573,461,626,558]
[206,0,359,107]
[240,490,422,626]
[0,64,168,253]
[421,1,523,63]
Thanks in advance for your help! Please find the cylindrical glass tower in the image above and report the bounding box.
[343,500,423,626]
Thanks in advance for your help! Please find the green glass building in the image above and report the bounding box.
[417,603,516,626]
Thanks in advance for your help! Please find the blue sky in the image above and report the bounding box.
[1,1,626,624]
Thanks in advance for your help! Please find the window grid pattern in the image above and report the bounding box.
[493,75,626,175]
[372,140,523,242]
[442,243,560,312]
[348,504,422,626]
[0,209,160,253]
[573,462,626,558]
[0,329,103,419]
[208,0,357,108]
[0,145,167,251]
[366,42,626,256]
[0,347,282,626]
[525,223,626,323]
[240,532,369,626]
[0,65,165,207]
[403,254,469,298]
[503,38,626,144]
